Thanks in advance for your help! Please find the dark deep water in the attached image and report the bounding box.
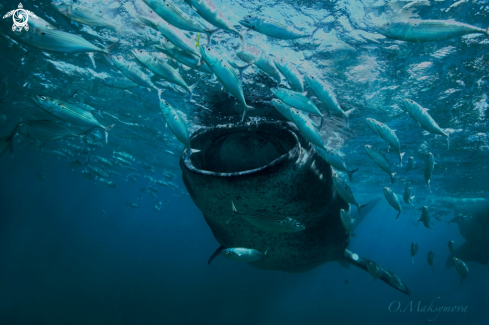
[1,0,489,323]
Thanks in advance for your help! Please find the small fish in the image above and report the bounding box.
[332,174,367,215]
[340,208,356,233]
[365,118,404,166]
[273,58,303,92]
[52,1,122,40]
[418,206,432,229]
[271,88,322,118]
[304,75,353,126]
[220,247,267,263]
[411,242,418,264]
[271,99,294,121]
[126,202,141,209]
[154,203,162,212]
[31,95,115,143]
[81,169,95,180]
[228,201,305,233]
[427,250,435,272]
[101,78,139,90]
[366,260,383,281]
[98,177,118,189]
[159,93,200,155]
[377,20,489,42]
[200,46,253,121]
[184,0,243,42]
[155,39,213,74]
[69,159,87,169]
[313,146,358,181]
[383,187,401,219]
[403,182,414,206]
[9,26,118,61]
[112,56,158,90]
[424,152,434,191]
[364,145,396,183]
[137,15,199,55]
[239,15,322,39]
[448,240,456,255]
[17,120,92,141]
[132,49,198,101]
[289,108,326,150]
[237,46,281,84]
[453,257,469,285]
[87,165,108,178]
[142,0,211,34]
[92,155,113,167]
[403,99,449,149]
[405,157,415,175]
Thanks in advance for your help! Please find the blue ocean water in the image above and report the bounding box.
[0,0,488,324]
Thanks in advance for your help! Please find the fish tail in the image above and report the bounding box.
[396,210,401,220]
[447,132,450,150]
[116,26,123,41]
[238,30,247,49]
[237,64,251,85]
[241,105,254,122]
[205,28,220,45]
[103,39,120,64]
[399,152,405,167]
[187,81,199,102]
[103,124,116,144]
[390,172,396,184]
[347,168,359,181]
[344,108,355,128]
[309,21,324,40]
[318,115,324,129]
[357,203,369,216]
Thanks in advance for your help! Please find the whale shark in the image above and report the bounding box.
[180,121,410,295]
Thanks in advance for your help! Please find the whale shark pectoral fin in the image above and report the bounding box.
[207,245,225,265]
[344,249,411,296]
[448,241,489,267]
[350,197,381,231]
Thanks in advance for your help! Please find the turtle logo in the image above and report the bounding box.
[2,3,38,32]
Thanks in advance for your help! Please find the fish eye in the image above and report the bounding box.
[247,15,251,17]
[139,50,143,53]
[296,223,300,227]
[40,96,46,100]
[279,220,283,224]
[166,4,169,6]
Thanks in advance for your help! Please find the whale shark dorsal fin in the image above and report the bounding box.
[207,245,225,265]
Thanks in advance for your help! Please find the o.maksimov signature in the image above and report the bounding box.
[389,297,468,322]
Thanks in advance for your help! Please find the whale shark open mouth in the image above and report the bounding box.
[181,121,411,295]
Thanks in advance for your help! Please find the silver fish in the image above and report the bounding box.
[112,56,157,90]
[366,118,404,166]
[159,92,199,155]
[52,1,122,40]
[17,120,91,141]
[366,260,383,280]
[405,156,415,175]
[228,201,305,233]
[304,75,353,125]
[184,0,243,41]
[418,206,432,229]
[364,145,396,183]
[448,240,455,254]
[9,27,118,59]
[126,202,141,209]
[271,99,293,121]
[101,77,139,90]
[411,242,418,264]
[427,250,435,272]
[98,177,118,189]
[271,88,322,117]
[340,208,356,233]
[31,95,115,143]
[237,46,281,84]
[403,182,414,206]
[221,247,267,263]
[200,45,253,121]
[137,15,199,55]
[155,39,212,73]
[332,173,366,215]
[377,20,488,42]
[313,145,358,181]
[383,187,401,219]
[132,49,198,101]
[403,99,449,148]
[289,108,326,150]
[273,58,303,92]
[142,0,211,34]
[453,257,469,285]
[424,152,434,191]
[239,15,322,39]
